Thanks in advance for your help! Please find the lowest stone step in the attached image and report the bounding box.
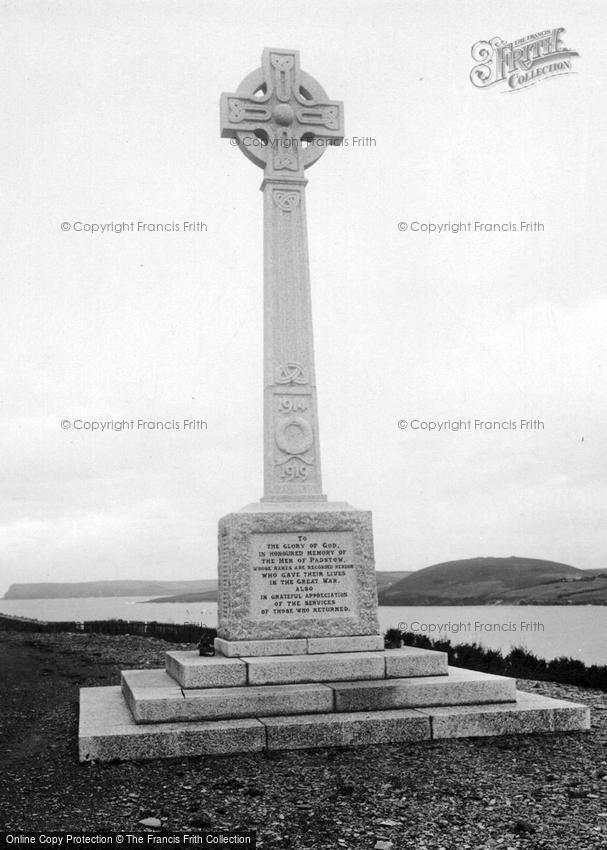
[122,666,517,723]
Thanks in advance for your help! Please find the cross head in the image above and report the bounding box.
[220,48,344,179]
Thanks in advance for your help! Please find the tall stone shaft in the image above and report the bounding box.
[220,47,344,502]
[262,175,324,501]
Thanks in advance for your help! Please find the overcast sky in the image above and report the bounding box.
[1,1,605,594]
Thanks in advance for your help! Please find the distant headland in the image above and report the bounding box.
[4,559,606,604]
[378,557,607,605]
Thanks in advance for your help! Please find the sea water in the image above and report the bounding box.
[0,597,605,665]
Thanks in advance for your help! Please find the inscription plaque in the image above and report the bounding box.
[216,509,379,642]
[250,531,359,621]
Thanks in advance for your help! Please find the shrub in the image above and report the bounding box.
[390,629,607,692]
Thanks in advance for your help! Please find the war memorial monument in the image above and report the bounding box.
[78,49,589,761]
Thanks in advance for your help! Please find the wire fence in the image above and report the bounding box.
[0,612,214,643]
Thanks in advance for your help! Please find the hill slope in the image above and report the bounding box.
[143,589,218,603]
[378,557,607,605]
[375,570,412,590]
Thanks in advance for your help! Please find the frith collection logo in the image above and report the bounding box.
[470,28,579,91]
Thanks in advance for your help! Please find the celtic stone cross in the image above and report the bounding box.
[221,49,344,502]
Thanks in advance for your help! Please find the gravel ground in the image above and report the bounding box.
[0,629,606,849]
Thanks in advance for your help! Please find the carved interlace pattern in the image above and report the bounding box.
[275,362,307,384]
[272,190,300,211]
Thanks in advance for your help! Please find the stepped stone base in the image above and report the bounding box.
[79,645,590,762]
[79,684,589,762]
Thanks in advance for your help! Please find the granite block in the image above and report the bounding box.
[331,667,516,712]
[165,651,247,688]
[181,682,334,720]
[424,690,591,738]
[306,635,385,654]
[79,686,265,762]
[244,651,386,685]
[124,665,334,722]
[261,709,430,750]
[384,646,448,678]
[121,669,184,722]
[214,637,307,658]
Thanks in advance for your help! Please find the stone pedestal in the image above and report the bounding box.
[216,501,381,656]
